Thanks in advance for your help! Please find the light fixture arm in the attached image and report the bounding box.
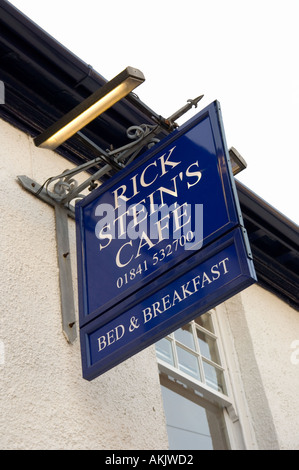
[29,95,210,210]
[25,95,248,212]
[34,66,146,149]
[43,94,207,206]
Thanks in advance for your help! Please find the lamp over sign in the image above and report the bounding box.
[34,67,145,150]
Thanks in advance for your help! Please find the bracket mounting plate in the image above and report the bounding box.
[18,175,77,343]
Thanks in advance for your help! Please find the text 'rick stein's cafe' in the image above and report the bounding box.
[0,0,298,451]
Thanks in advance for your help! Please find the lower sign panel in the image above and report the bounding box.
[80,228,256,380]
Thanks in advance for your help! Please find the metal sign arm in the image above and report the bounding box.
[17,175,77,343]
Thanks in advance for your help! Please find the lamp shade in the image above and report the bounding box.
[229,147,247,175]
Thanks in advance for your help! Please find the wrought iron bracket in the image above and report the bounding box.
[17,124,161,344]
[17,96,204,344]
[18,175,77,343]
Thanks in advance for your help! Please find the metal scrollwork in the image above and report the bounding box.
[34,96,204,208]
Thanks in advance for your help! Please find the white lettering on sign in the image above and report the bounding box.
[111,146,179,210]
[143,257,229,324]
[94,145,204,271]
[96,257,230,354]
[97,324,125,352]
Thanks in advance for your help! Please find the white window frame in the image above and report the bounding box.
[156,308,244,449]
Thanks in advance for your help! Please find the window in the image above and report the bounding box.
[156,310,232,450]
[160,375,229,450]
[156,312,227,394]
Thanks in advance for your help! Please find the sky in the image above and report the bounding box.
[8,0,299,224]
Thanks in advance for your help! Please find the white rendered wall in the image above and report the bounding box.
[0,119,169,450]
[240,284,299,450]
[1,118,298,451]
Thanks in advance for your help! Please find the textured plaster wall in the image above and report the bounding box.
[1,118,298,451]
[0,119,169,450]
[240,285,299,450]
[224,285,299,450]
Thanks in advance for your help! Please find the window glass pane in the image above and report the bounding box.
[177,345,201,380]
[174,324,195,350]
[196,329,220,364]
[195,313,214,332]
[160,376,230,450]
[203,361,226,394]
[155,338,174,366]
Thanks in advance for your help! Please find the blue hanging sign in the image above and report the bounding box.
[76,100,256,380]
[76,101,247,325]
